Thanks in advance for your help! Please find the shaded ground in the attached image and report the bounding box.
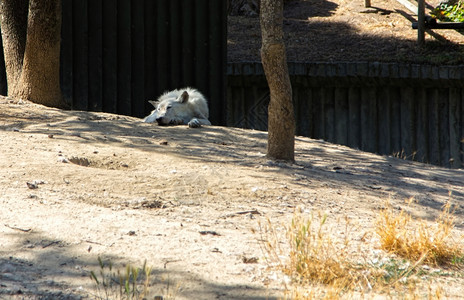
[228,0,464,64]
[1,98,464,299]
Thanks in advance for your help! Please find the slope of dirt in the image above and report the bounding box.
[228,0,464,64]
[1,98,464,299]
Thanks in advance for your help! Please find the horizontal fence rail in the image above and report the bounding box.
[227,62,464,169]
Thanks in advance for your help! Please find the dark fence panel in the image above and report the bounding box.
[58,0,227,123]
[0,0,227,122]
[227,62,464,169]
[0,1,226,124]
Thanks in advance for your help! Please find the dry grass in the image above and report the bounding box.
[89,257,178,300]
[281,213,359,289]
[260,211,368,298]
[376,197,464,267]
[260,197,464,299]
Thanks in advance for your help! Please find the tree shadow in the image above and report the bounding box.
[6,103,463,224]
[1,227,279,299]
[1,230,87,299]
[283,0,338,19]
[227,0,464,64]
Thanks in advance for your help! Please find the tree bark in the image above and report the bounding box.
[260,0,295,161]
[0,0,29,95]
[12,0,65,108]
[1,0,65,108]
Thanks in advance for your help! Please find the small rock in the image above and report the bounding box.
[368,185,382,190]
[199,231,221,236]
[26,182,38,189]
[26,180,45,189]
[68,156,91,167]
[242,256,259,264]
[58,157,69,163]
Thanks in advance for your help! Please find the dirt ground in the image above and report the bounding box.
[228,0,464,64]
[2,1,464,299]
[1,94,464,300]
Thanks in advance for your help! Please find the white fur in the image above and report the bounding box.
[143,88,211,128]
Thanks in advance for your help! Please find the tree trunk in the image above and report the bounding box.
[260,0,295,161]
[14,0,64,108]
[0,0,29,96]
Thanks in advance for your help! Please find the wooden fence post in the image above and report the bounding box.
[418,0,425,45]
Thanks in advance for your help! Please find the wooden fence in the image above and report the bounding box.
[227,62,464,168]
[0,0,227,124]
[61,0,227,124]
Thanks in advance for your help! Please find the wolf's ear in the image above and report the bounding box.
[180,91,189,103]
[148,100,158,108]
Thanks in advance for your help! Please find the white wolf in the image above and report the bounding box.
[143,88,211,128]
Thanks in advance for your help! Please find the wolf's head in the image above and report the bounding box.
[149,91,191,126]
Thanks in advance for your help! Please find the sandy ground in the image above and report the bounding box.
[1,98,464,299]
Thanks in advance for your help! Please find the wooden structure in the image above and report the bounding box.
[391,0,428,45]
[417,0,426,44]
[228,62,464,169]
[389,0,464,45]
[365,0,426,44]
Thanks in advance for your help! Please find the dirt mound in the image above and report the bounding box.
[1,98,464,299]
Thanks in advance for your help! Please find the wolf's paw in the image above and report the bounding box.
[167,119,185,126]
[143,114,156,123]
[188,118,202,128]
